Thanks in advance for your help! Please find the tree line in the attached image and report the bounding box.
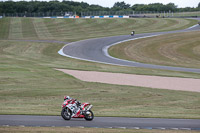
[0,1,200,16]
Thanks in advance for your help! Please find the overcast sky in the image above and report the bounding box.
[5,0,200,8]
[72,0,199,8]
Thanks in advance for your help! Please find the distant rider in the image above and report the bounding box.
[131,31,135,36]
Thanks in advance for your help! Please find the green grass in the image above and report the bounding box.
[0,17,197,41]
[0,18,10,39]
[8,18,23,39]
[0,40,200,118]
[109,31,200,69]
[0,18,200,118]
[173,11,200,17]
[141,11,200,17]
[1,126,200,133]
[21,18,38,39]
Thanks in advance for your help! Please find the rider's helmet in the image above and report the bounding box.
[64,96,71,101]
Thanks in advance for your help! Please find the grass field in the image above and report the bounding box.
[0,17,197,41]
[141,11,200,17]
[1,40,200,118]
[1,126,199,133]
[173,11,200,17]
[0,18,200,119]
[109,31,200,69]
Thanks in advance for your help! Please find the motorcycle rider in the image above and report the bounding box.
[64,96,81,112]
[64,96,71,101]
[131,30,135,36]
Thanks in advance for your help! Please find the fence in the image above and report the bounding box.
[0,12,75,17]
[81,11,200,18]
[0,11,199,18]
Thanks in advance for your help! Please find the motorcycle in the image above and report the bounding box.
[131,31,135,36]
[61,99,94,121]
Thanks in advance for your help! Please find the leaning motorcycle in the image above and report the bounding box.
[61,99,94,121]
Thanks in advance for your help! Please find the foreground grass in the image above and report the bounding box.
[1,127,200,133]
[109,31,200,69]
[0,40,200,118]
[0,18,197,41]
[1,127,199,133]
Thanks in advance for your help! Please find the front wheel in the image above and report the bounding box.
[61,108,72,120]
[84,110,94,121]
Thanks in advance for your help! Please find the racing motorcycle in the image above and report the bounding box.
[61,99,94,121]
[131,31,135,36]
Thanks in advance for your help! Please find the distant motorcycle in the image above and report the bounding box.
[61,99,94,121]
[131,31,135,36]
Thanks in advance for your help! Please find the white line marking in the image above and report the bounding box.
[75,126,84,128]
[171,128,179,130]
[102,34,161,62]
[117,127,126,129]
[157,127,166,130]
[3,125,9,127]
[180,128,191,130]
[19,125,25,127]
[186,24,198,30]
[132,127,140,129]
[58,46,132,67]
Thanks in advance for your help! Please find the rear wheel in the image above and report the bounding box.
[61,108,72,120]
[84,110,94,121]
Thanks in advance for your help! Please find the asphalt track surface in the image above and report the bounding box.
[1,115,200,130]
[59,24,200,73]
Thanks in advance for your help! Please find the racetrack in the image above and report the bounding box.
[1,20,200,130]
[59,24,200,73]
[1,115,200,130]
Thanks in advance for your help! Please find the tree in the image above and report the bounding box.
[166,3,177,12]
[113,1,130,9]
[148,3,164,11]
[0,1,199,15]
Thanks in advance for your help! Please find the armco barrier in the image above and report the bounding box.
[43,16,77,18]
[82,15,130,18]
[42,15,130,19]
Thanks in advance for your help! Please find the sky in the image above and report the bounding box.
[3,0,199,8]
[72,0,199,8]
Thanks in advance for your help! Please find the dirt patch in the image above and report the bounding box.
[56,69,200,92]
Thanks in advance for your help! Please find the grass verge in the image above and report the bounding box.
[0,18,197,41]
[109,31,200,69]
[0,126,199,133]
